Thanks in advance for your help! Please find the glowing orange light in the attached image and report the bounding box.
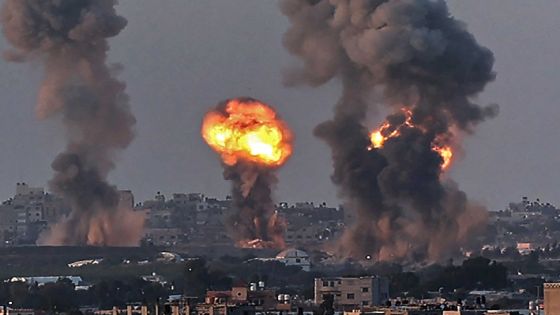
[369,108,454,171]
[202,99,293,167]
[433,145,453,170]
[370,130,386,149]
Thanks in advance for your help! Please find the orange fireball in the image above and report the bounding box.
[202,98,293,167]
[369,108,454,171]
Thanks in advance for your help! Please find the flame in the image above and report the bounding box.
[369,109,454,170]
[433,145,453,170]
[202,99,293,167]
[370,109,414,149]
[370,130,386,149]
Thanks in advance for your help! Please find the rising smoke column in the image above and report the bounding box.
[281,0,497,261]
[1,0,144,246]
[202,98,293,249]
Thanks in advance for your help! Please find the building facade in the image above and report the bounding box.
[0,183,69,245]
[314,276,390,309]
[275,248,311,271]
[544,282,560,315]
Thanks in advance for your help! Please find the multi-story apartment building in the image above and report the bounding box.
[279,202,344,247]
[139,192,233,246]
[0,183,70,245]
[314,276,390,309]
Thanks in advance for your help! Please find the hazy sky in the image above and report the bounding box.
[0,0,558,212]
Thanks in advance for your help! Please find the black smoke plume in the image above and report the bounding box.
[225,161,285,248]
[1,0,144,246]
[281,0,497,261]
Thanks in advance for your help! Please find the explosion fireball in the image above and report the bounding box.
[202,98,293,249]
[202,98,292,167]
[369,109,454,171]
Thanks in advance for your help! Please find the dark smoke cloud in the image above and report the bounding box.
[224,161,285,248]
[281,0,496,261]
[1,0,144,246]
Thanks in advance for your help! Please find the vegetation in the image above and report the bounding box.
[0,278,167,311]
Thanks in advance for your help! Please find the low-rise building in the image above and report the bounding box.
[204,283,277,312]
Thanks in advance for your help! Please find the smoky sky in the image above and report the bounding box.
[0,0,558,212]
[279,0,497,261]
[0,0,143,246]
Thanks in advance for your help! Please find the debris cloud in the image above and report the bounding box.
[281,0,497,261]
[1,0,144,246]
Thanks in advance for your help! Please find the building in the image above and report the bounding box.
[279,202,344,248]
[139,192,232,247]
[275,248,311,271]
[345,310,444,315]
[195,303,255,315]
[345,309,506,315]
[118,190,135,209]
[0,183,69,246]
[143,228,183,246]
[544,282,560,315]
[315,276,390,310]
[516,242,534,255]
[0,204,17,245]
[203,282,277,312]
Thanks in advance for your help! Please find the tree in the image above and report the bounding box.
[36,279,78,312]
[184,259,210,297]
[390,272,420,296]
[428,257,508,291]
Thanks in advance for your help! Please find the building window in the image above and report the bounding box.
[323,281,328,287]
[347,293,355,300]
[329,281,335,287]
[362,287,369,293]
[296,258,301,263]
[362,301,368,306]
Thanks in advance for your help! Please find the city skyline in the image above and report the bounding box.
[0,1,558,313]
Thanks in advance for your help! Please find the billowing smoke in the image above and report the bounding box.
[1,0,144,246]
[202,98,293,249]
[224,161,285,248]
[281,0,497,261]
